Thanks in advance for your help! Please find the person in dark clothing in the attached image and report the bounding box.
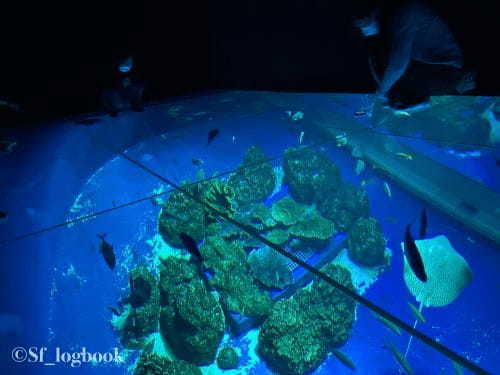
[101,55,145,116]
[354,1,476,111]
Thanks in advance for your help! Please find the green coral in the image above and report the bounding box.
[288,208,336,250]
[247,203,277,229]
[265,228,289,245]
[248,246,293,289]
[216,347,239,370]
[318,183,370,232]
[201,236,274,318]
[347,217,387,267]
[159,257,225,365]
[282,147,341,204]
[227,146,276,206]
[117,267,160,349]
[271,197,307,226]
[258,263,356,375]
[134,352,201,375]
[158,182,206,248]
[202,179,237,219]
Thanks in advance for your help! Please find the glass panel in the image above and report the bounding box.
[1,91,497,374]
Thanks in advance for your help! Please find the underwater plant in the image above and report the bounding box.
[227,145,276,206]
[258,263,356,375]
[347,217,387,267]
[282,146,341,204]
[247,246,293,289]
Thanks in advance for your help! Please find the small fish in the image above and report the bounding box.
[232,135,236,143]
[332,349,356,371]
[299,131,305,144]
[355,159,365,175]
[354,110,368,117]
[371,312,401,335]
[97,233,116,270]
[404,225,427,282]
[383,181,392,198]
[394,110,411,117]
[179,233,203,261]
[108,306,121,316]
[141,154,154,162]
[452,361,464,375]
[407,302,426,324]
[0,211,7,222]
[384,340,415,375]
[74,118,101,126]
[192,158,204,166]
[419,208,427,238]
[0,140,17,154]
[207,129,220,145]
[395,152,413,161]
[291,111,304,121]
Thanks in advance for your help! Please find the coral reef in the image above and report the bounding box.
[258,263,356,375]
[288,209,336,249]
[134,352,201,375]
[271,197,307,226]
[248,246,293,289]
[227,146,276,206]
[114,266,160,349]
[159,257,225,365]
[158,182,206,248]
[282,147,341,204]
[265,228,289,245]
[347,217,387,267]
[201,236,274,318]
[318,183,370,232]
[216,347,239,370]
[202,179,237,219]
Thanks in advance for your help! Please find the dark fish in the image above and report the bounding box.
[179,233,203,261]
[332,349,356,371]
[207,129,219,145]
[97,233,116,270]
[74,118,101,126]
[419,208,427,238]
[0,140,17,154]
[108,306,121,316]
[0,211,7,221]
[192,158,204,166]
[354,110,368,117]
[404,225,427,282]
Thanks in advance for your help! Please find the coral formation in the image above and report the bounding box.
[248,246,293,289]
[227,146,276,206]
[265,228,289,245]
[318,183,370,232]
[347,217,387,267]
[134,352,201,375]
[114,266,160,349]
[159,257,225,365]
[258,263,356,375]
[202,179,237,219]
[216,347,239,370]
[288,209,336,246]
[271,197,307,226]
[201,236,274,318]
[282,147,341,204]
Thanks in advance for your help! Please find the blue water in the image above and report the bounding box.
[1,92,499,375]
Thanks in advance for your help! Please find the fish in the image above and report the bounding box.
[354,110,368,117]
[371,312,401,335]
[291,111,304,121]
[192,159,204,166]
[407,302,426,324]
[452,361,464,375]
[0,140,17,154]
[232,135,236,143]
[0,211,7,222]
[394,110,411,117]
[332,349,356,371]
[97,233,116,270]
[383,181,392,198]
[395,152,413,161]
[384,340,415,375]
[74,118,101,126]
[299,131,305,144]
[419,208,427,238]
[179,233,202,261]
[207,129,220,145]
[355,159,365,175]
[108,306,121,316]
[404,225,427,282]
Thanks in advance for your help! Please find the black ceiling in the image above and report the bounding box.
[0,0,499,125]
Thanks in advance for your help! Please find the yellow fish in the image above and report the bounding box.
[395,152,413,161]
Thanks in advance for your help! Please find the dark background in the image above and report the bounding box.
[0,0,498,127]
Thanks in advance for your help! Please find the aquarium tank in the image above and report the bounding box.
[1,91,499,375]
